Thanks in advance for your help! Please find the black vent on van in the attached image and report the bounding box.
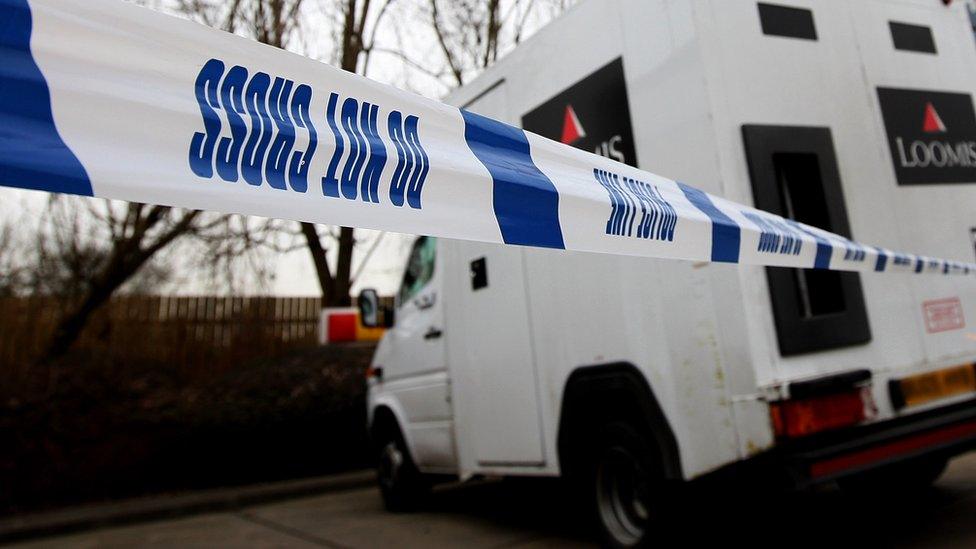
[742,125,871,356]
[890,21,937,54]
[758,3,817,41]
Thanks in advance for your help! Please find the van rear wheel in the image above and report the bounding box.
[375,427,429,512]
[588,422,665,548]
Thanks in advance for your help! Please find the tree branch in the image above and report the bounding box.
[429,0,465,87]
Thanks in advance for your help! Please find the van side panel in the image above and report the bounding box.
[448,0,750,478]
[523,248,742,478]
[442,0,976,480]
[617,0,776,462]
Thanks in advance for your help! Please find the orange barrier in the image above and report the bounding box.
[320,308,385,344]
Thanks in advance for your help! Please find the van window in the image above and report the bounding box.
[743,125,871,356]
[774,152,846,318]
[398,236,437,306]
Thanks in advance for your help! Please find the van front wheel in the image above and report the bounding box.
[376,428,429,512]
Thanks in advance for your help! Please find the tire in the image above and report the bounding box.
[375,425,429,512]
[838,455,948,495]
[586,422,668,548]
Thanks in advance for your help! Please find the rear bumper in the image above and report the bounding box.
[776,397,976,487]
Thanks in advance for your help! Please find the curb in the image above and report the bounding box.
[0,469,375,545]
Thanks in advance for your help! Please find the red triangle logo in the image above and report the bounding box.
[560,105,586,145]
[923,102,947,133]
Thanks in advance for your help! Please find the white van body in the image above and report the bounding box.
[367,0,976,491]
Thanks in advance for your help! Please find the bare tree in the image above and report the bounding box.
[38,201,192,360]
[424,0,571,88]
[0,220,28,298]
[34,0,570,361]
[304,0,571,302]
[39,199,254,361]
[30,198,174,300]
[215,0,395,307]
[163,0,567,310]
[302,0,387,306]
[31,193,287,363]
[167,0,389,306]
[38,1,280,362]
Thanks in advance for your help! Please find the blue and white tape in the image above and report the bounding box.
[1,0,974,277]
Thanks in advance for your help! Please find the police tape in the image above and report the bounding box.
[1,0,974,277]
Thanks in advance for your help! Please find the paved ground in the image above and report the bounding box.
[10,452,976,548]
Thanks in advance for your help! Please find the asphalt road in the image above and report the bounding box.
[10,452,976,548]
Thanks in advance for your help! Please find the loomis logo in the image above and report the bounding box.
[561,105,586,145]
[878,87,976,185]
[522,58,637,167]
[923,102,947,134]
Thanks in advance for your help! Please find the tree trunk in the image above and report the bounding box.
[44,284,114,363]
[41,206,198,363]
[300,221,334,299]
[331,226,355,307]
[42,252,151,363]
[300,0,364,308]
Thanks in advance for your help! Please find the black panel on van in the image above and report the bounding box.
[890,21,937,54]
[742,125,871,356]
[758,3,817,41]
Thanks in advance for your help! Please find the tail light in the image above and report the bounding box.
[770,386,876,439]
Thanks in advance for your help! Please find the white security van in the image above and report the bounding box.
[359,0,976,545]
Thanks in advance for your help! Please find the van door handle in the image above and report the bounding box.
[424,327,443,340]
